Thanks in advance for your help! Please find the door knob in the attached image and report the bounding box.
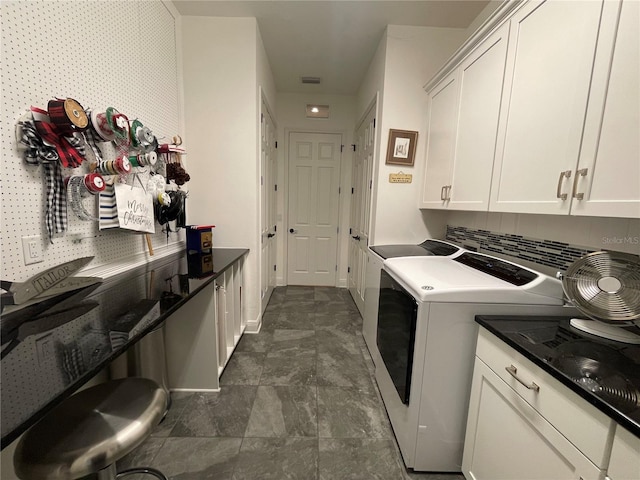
[352,235,361,241]
[289,228,297,234]
[267,233,275,238]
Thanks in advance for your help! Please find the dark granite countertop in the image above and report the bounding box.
[476,315,640,438]
[0,248,248,449]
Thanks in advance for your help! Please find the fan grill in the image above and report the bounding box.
[562,252,640,324]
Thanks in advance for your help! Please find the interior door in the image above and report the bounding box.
[348,102,376,313]
[287,132,342,286]
[260,100,277,311]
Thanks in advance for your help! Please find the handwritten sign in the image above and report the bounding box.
[114,183,155,233]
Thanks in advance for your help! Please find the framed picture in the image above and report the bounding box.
[385,129,418,166]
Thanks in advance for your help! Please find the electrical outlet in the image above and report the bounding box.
[35,334,53,365]
[22,235,43,265]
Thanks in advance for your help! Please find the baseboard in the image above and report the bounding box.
[244,316,262,333]
[169,387,220,393]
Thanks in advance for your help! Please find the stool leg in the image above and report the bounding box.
[96,463,118,480]
[116,467,168,479]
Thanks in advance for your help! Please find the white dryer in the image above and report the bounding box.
[376,252,573,472]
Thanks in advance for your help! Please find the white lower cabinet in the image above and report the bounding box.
[463,328,614,480]
[165,259,245,391]
[606,425,640,480]
[362,251,383,366]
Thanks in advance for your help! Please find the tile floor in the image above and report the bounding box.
[119,286,465,480]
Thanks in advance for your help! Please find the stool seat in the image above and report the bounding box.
[14,377,168,480]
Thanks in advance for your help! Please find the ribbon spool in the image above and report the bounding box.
[128,151,157,168]
[96,156,131,176]
[48,98,89,135]
[129,119,155,149]
[66,175,99,221]
[84,173,105,193]
[106,107,130,144]
[91,110,116,141]
[90,107,129,145]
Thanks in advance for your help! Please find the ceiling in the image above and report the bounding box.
[172,1,491,95]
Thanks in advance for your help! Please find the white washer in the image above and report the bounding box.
[376,252,573,472]
[363,240,466,367]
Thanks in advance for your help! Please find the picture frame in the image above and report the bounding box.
[385,129,418,166]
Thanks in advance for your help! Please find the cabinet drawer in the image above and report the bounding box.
[463,358,604,480]
[476,327,614,467]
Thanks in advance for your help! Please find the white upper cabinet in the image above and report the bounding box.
[420,72,458,208]
[489,0,605,215]
[448,24,509,211]
[571,0,640,219]
[420,24,509,211]
[420,0,638,218]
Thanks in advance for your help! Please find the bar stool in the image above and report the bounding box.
[13,377,169,480]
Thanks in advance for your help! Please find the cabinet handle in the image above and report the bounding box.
[440,185,447,201]
[505,365,540,392]
[446,185,452,201]
[556,170,572,200]
[571,168,588,200]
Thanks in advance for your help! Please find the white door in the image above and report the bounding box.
[287,132,342,286]
[348,103,375,313]
[572,0,640,218]
[490,0,604,214]
[260,101,277,311]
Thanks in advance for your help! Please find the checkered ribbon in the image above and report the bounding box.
[18,117,68,239]
[32,109,85,168]
[83,122,104,163]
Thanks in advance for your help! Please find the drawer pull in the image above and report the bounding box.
[505,365,540,392]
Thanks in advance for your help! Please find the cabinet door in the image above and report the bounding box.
[572,0,640,219]
[362,251,383,365]
[420,72,458,208]
[462,358,604,480]
[490,0,604,215]
[607,425,640,480]
[448,23,509,211]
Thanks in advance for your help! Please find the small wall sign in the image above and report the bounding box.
[389,173,413,184]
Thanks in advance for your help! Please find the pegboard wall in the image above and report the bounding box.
[1,0,184,282]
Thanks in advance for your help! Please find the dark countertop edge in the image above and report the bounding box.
[0,248,249,449]
[475,316,640,439]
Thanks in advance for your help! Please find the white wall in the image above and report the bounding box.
[257,26,277,110]
[0,0,184,283]
[370,25,468,245]
[275,93,356,287]
[181,16,263,327]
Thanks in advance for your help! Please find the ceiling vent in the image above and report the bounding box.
[301,76,321,84]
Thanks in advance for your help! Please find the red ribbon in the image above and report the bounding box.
[31,107,84,168]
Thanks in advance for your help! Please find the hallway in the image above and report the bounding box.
[118,286,464,479]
